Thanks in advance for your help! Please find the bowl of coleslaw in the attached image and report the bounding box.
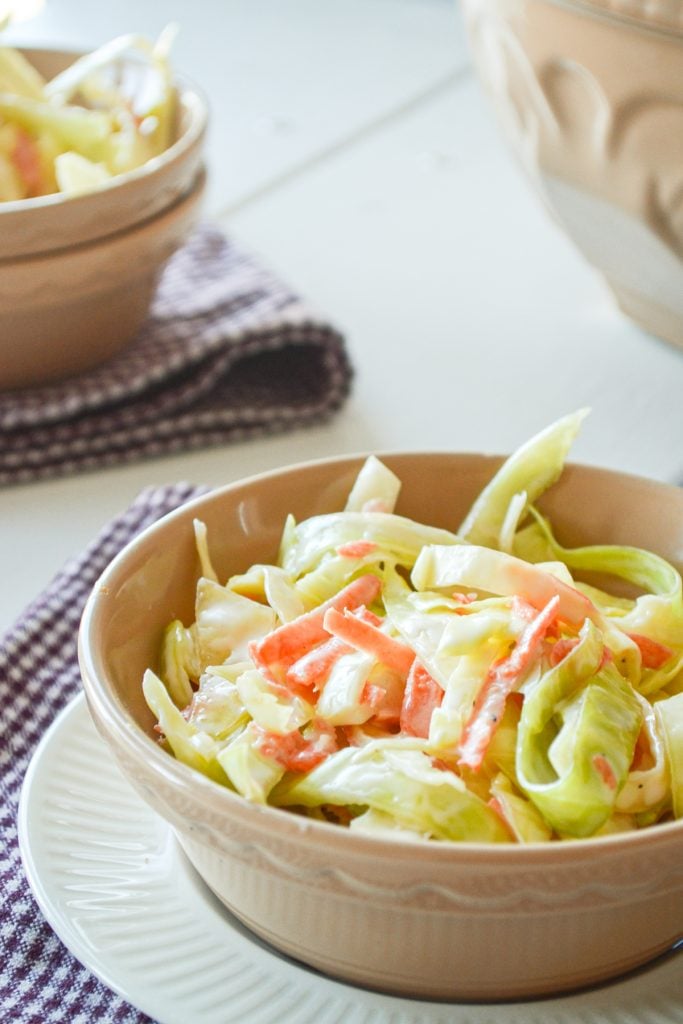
[0,31,207,255]
[0,30,207,388]
[78,412,683,1000]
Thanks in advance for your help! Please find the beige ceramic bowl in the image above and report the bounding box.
[1,48,208,258]
[462,0,683,348]
[0,166,205,389]
[78,453,683,1001]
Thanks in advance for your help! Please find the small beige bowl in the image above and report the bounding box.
[462,0,683,348]
[78,453,683,1001]
[0,46,208,389]
[0,166,205,390]
[1,48,208,258]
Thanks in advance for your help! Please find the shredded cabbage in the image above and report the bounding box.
[271,740,510,843]
[0,26,177,201]
[142,411,683,843]
[458,409,588,549]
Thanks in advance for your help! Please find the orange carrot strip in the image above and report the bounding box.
[400,660,443,738]
[630,726,655,772]
[550,636,612,670]
[458,595,560,771]
[336,540,379,558]
[549,636,580,667]
[364,667,405,727]
[360,681,386,710]
[510,596,539,622]
[286,636,350,691]
[285,607,383,691]
[255,719,338,773]
[249,574,382,681]
[12,127,43,197]
[593,754,617,790]
[487,796,517,841]
[452,592,478,606]
[626,632,673,670]
[322,606,415,675]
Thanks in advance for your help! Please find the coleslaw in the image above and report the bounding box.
[143,411,683,843]
[0,24,176,200]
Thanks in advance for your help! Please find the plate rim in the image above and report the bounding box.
[16,692,683,1024]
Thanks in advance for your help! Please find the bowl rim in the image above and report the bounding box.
[527,0,683,39]
[78,450,683,865]
[0,163,206,274]
[0,47,209,218]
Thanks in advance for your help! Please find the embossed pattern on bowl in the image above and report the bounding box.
[463,0,683,348]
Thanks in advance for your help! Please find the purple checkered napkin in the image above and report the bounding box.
[1,482,206,1024]
[0,225,352,486]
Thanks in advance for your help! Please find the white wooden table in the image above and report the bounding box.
[3,0,683,634]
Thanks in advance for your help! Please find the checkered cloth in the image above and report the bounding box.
[1,483,206,1023]
[0,225,352,486]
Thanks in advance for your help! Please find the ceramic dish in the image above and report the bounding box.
[17,694,683,1024]
[0,164,205,389]
[462,0,683,348]
[77,452,683,1000]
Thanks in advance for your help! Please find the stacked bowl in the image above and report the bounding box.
[0,47,208,390]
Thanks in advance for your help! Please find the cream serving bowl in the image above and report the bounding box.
[78,452,683,1001]
[462,0,683,349]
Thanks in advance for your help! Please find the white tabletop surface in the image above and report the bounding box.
[2,0,683,636]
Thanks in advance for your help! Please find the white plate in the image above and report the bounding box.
[18,694,683,1024]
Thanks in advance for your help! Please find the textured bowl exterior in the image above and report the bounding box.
[463,0,683,348]
[78,454,683,999]
[0,167,205,390]
[0,49,208,258]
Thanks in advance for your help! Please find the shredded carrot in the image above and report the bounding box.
[599,646,613,668]
[12,127,43,197]
[285,606,383,691]
[626,632,673,670]
[249,574,382,683]
[336,540,379,558]
[458,595,560,771]
[510,596,539,622]
[356,607,383,627]
[487,796,517,841]
[549,635,612,670]
[363,667,405,727]
[593,754,617,790]
[342,724,365,747]
[507,691,525,710]
[400,660,443,738]
[549,636,580,667]
[494,594,560,683]
[323,607,415,675]
[286,636,350,692]
[630,726,655,772]
[452,592,478,615]
[360,681,386,710]
[255,719,338,773]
